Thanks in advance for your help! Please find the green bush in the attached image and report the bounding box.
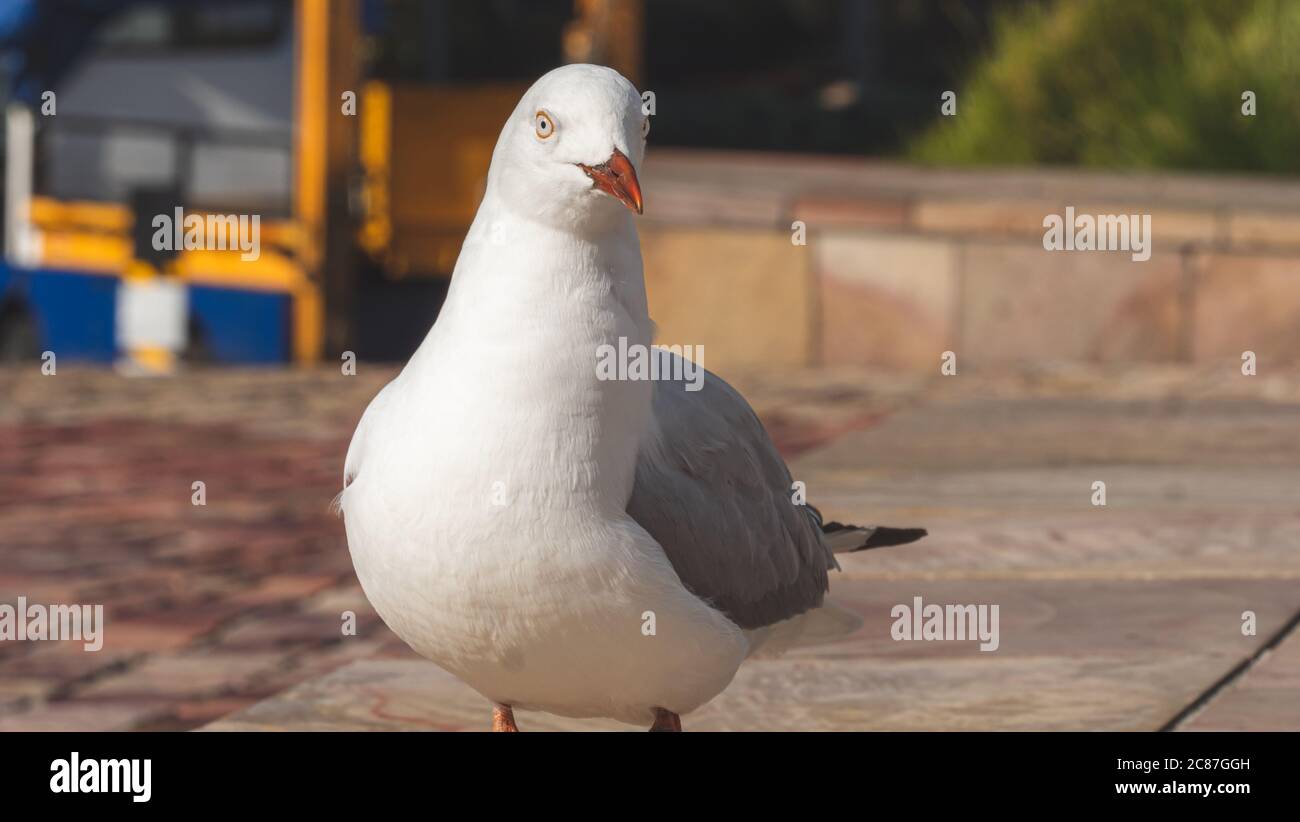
[909,0,1300,174]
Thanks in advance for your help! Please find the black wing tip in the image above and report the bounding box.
[826,525,930,551]
[820,522,927,550]
[857,526,927,550]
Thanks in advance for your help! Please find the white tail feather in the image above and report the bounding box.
[824,526,872,553]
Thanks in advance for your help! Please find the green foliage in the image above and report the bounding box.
[909,0,1300,174]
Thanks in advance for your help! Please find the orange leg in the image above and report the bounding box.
[649,708,682,732]
[492,704,520,732]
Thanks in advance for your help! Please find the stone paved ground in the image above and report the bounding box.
[2,362,1298,730]
[0,367,399,729]
[0,363,908,730]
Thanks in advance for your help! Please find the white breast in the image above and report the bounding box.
[340,209,747,724]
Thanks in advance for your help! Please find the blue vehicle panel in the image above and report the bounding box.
[0,265,294,365]
[8,267,119,362]
[188,284,291,364]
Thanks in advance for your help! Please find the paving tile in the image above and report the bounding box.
[1191,252,1300,365]
[640,227,814,369]
[797,395,1300,471]
[914,198,1062,237]
[813,580,1296,660]
[78,651,287,699]
[1067,204,1223,247]
[0,699,167,731]
[793,397,1300,582]
[1227,211,1300,250]
[0,642,137,682]
[230,574,343,608]
[102,616,232,653]
[158,697,262,729]
[0,677,56,706]
[815,232,956,370]
[959,243,1186,365]
[792,196,911,231]
[1181,627,1300,731]
[642,180,785,228]
[215,613,350,650]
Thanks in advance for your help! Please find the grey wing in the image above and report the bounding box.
[626,361,836,630]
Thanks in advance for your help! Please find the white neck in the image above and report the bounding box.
[405,194,654,507]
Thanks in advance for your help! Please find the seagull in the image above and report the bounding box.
[339,64,926,732]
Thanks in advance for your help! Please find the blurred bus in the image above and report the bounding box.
[0,0,587,368]
[1,0,310,368]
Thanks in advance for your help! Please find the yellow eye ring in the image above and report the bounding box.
[535,110,556,139]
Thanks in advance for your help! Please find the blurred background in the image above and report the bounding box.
[0,0,1298,731]
[2,0,1295,370]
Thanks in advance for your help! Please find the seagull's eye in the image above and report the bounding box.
[535,110,556,140]
[642,118,651,139]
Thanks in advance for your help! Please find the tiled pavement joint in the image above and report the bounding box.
[1160,605,1300,732]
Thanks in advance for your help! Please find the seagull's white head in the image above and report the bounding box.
[486,64,647,232]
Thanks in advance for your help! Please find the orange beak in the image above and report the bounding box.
[577,148,643,215]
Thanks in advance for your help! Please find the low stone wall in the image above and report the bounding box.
[639,150,1300,373]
